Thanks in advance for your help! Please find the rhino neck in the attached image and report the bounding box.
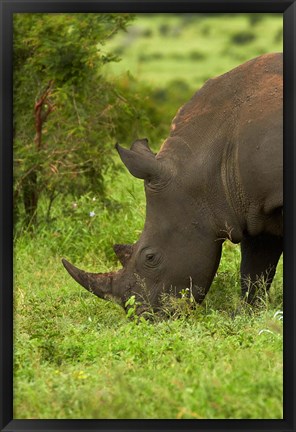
[159,134,246,244]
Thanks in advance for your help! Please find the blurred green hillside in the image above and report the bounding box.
[105,13,282,118]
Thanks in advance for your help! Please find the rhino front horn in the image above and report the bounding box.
[62,258,113,300]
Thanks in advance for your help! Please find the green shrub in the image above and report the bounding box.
[231,30,256,45]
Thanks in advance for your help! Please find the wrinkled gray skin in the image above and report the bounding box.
[63,53,283,314]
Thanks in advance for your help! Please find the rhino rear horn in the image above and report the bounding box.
[62,258,113,300]
[131,138,154,156]
[115,141,160,181]
[113,243,133,266]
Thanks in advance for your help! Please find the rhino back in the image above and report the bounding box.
[168,53,282,146]
[159,53,283,238]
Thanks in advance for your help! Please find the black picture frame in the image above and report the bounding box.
[1,1,295,431]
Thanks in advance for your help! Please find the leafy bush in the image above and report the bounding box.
[189,50,205,61]
[230,30,256,45]
[248,14,264,26]
[13,14,167,229]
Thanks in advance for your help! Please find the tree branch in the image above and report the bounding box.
[34,80,55,150]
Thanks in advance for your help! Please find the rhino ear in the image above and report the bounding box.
[131,138,155,157]
[115,141,160,181]
[113,243,134,266]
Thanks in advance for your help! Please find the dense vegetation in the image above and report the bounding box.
[14,13,283,419]
[14,13,166,228]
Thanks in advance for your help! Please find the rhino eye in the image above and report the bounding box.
[139,248,161,269]
[145,251,162,267]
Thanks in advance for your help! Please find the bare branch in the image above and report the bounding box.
[34,80,55,150]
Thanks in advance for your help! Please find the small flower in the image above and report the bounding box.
[72,202,78,209]
[92,197,96,201]
[89,211,95,217]
[77,371,88,379]
[73,370,88,380]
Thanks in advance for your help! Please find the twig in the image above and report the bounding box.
[34,80,55,150]
[72,90,81,126]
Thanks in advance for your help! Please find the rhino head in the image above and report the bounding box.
[63,138,222,315]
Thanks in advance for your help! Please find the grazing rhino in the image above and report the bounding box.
[63,53,283,315]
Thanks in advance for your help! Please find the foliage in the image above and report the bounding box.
[14,314,283,419]
[14,13,283,228]
[13,14,283,420]
[14,168,283,419]
[13,13,167,227]
[105,13,283,95]
[14,240,283,419]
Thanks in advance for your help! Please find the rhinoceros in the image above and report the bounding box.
[62,53,283,314]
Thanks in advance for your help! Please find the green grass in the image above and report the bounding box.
[14,166,283,419]
[14,14,283,419]
[14,303,283,419]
